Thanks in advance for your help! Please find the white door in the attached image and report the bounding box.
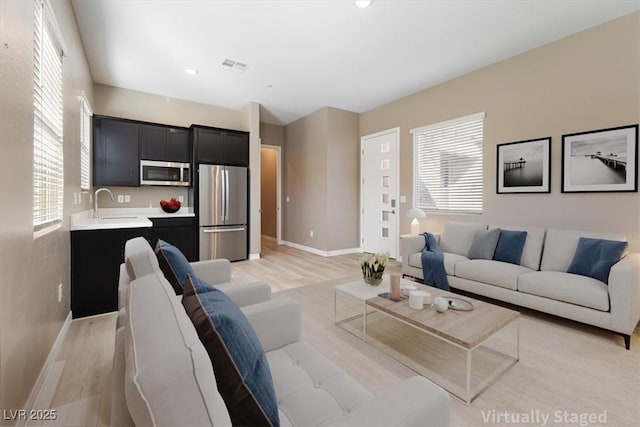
[361,128,399,258]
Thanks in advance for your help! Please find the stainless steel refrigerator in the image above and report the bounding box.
[198,164,248,261]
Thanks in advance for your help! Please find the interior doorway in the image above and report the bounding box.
[260,145,282,244]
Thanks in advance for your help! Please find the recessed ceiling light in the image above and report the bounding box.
[355,0,372,8]
[185,68,198,75]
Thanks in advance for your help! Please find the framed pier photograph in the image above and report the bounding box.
[497,137,551,194]
[562,124,638,193]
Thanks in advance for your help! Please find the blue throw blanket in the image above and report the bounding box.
[421,232,450,291]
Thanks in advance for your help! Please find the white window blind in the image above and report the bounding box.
[33,0,64,234]
[80,93,92,191]
[411,112,485,214]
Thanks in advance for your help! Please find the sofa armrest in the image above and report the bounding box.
[402,235,427,271]
[189,259,231,284]
[328,376,449,427]
[241,297,302,352]
[215,281,272,307]
[608,252,640,334]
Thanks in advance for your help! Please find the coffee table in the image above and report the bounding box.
[365,282,519,404]
[334,276,391,341]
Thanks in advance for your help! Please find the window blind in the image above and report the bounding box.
[411,112,485,214]
[80,93,92,191]
[33,0,64,234]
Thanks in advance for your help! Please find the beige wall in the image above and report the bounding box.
[260,122,285,148]
[326,108,360,251]
[260,149,278,238]
[360,12,640,250]
[93,83,246,129]
[285,108,329,249]
[0,0,94,416]
[284,107,360,252]
[242,102,261,257]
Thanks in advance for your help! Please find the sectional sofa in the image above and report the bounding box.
[112,237,450,426]
[402,222,640,349]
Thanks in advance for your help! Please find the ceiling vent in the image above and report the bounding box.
[220,59,249,73]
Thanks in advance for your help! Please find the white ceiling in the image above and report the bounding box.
[71,1,640,126]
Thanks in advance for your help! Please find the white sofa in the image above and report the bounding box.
[402,222,640,350]
[112,237,450,426]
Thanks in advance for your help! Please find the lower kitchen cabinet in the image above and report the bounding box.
[148,217,197,261]
[71,227,148,318]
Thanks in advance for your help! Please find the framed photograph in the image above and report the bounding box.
[497,137,551,193]
[562,124,638,193]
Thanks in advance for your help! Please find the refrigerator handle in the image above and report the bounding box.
[225,169,230,221]
[220,167,226,222]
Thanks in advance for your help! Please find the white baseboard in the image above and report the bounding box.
[282,240,361,257]
[20,312,72,426]
[249,253,261,260]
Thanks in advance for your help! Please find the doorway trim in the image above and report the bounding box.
[261,144,283,245]
[360,127,401,258]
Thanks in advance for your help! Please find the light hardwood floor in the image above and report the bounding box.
[24,239,639,426]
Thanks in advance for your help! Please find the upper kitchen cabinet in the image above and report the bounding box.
[192,125,249,166]
[93,116,140,186]
[140,124,190,163]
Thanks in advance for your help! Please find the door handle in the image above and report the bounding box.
[203,227,245,233]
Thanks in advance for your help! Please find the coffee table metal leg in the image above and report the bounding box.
[363,301,367,343]
[466,349,472,404]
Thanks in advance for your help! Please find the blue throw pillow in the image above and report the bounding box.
[493,230,528,265]
[182,275,280,427]
[567,237,628,284]
[155,239,195,295]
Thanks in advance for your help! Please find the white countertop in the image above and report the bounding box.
[70,207,195,231]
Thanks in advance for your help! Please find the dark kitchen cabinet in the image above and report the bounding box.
[141,124,190,163]
[71,227,148,318]
[93,118,140,186]
[222,131,250,166]
[167,128,191,162]
[193,126,249,166]
[148,217,197,261]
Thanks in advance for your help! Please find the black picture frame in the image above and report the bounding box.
[497,137,551,194]
[561,124,638,193]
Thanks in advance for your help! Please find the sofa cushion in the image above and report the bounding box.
[468,228,501,260]
[266,341,373,426]
[443,252,468,276]
[411,252,467,276]
[455,259,533,291]
[567,238,628,284]
[182,275,280,427]
[490,224,545,271]
[540,228,627,273]
[493,230,527,265]
[518,271,610,311]
[155,239,195,295]
[125,272,232,427]
[439,221,487,257]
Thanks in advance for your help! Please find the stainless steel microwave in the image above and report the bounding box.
[140,160,191,186]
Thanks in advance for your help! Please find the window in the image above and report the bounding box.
[411,112,485,214]
[33,0,65,235]
[80,92,92,191]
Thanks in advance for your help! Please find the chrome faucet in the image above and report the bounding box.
[94,188,114,219]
